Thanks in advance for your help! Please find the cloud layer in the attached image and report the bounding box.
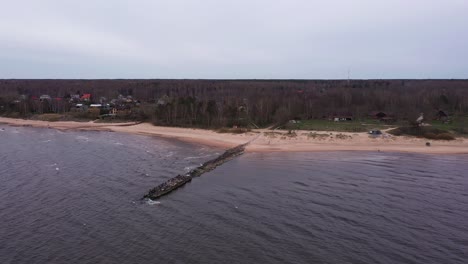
[1,0,467,79]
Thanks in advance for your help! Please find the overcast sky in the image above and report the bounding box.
[0,0,467,79]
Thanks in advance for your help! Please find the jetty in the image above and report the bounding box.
[143,143,248,200]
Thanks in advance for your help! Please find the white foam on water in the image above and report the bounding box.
[146,199,161,205]
[184,165,198,172]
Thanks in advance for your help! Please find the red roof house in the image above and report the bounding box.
[81,94,91,101]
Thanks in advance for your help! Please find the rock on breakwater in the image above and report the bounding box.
[143,143,247,200]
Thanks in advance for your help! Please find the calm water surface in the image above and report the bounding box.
[1,124,467,264]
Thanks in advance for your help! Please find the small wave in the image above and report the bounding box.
[146,199,161,205]
[42,140,52,143]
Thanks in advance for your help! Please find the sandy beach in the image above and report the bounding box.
[1,117,467,154]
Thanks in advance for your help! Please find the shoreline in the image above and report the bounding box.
[1,117,467,154]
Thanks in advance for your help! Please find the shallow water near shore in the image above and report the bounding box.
[1,124,467,264]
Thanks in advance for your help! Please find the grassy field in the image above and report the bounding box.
[284,117,468,135]
[429,118,467,132]
[285,119,400,132]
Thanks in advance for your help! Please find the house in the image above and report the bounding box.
[81,94,91,101]
[125,95,134,103]
[370,111,387,119]
[39,95,52,102]
[370,111,396,123]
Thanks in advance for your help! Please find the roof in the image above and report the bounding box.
[81,94,91,99]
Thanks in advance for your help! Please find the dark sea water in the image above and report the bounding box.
[1,124,467,264]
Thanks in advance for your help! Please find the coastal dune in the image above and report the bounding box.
[1,117,467,154]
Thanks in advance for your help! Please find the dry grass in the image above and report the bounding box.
[305,132,329,139]
[335,133,352,140]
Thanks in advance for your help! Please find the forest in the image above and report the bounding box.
[1,79,468,129]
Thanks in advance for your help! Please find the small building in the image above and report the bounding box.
[370,111,396,123]
[81,94,91,101]
[370,111,387,119]
[332,113,353,122]
[39,95,52,102]
[71,103,87,112]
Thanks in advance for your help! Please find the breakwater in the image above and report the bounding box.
[143,143,247,200]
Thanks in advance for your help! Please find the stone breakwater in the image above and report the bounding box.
[143,143,247,200]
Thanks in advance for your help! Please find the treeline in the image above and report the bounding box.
[1,79,468,127]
